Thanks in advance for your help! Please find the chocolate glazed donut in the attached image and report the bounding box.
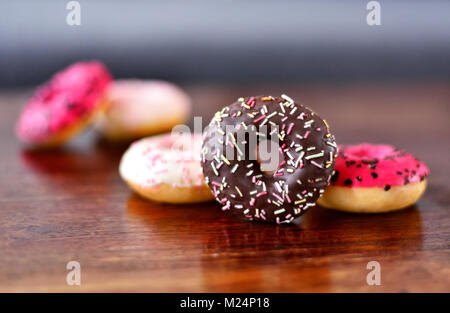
[201,95,338,224]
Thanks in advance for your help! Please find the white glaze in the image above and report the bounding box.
[119,133,205,187]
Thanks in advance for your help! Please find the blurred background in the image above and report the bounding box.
[0,0,449,86]
[0,0,449,160]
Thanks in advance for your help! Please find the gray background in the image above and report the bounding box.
[1,0,449,86]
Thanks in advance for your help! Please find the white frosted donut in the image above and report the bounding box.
[119,133,214,203]
[97,79,191,140]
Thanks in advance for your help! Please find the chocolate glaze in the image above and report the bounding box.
[201,95,337,224]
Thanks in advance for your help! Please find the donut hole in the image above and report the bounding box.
[255,139,284,175]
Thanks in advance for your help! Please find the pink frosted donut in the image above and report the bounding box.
[119,133,214,203]
[318,143,429,213]
[97,79,191,140]
[16,61,112,146]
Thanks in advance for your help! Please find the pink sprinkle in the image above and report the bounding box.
[285,193,291,203]
[248,97,255,107]
[254,114,266,123]
[274,172,284,176]
[211,181,222,187]
[250,198,255,206]
[311,160,323,168]
[278,160,286,168]
[287,123,294,135]
[256,191,267,198]
[281,116,288,122]
[297,113,305,120]
[273,193,284,202]
[304,130,310,139]
[282,124,286,130]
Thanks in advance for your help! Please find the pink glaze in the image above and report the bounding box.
[331,143,429,189]
[16,61,112,144]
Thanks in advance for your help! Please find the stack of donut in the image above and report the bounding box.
[16,61,429,224]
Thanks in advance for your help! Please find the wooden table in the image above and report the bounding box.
[0,82,449,292]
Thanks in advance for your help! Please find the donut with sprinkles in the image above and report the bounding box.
[318,143,429,213]
[16,61,112,146]
[201,95,338,223]
[119,133,214,204]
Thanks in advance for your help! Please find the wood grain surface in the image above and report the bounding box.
[0,82,449,292]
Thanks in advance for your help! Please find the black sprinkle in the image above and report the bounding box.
[362,158,379,164]
[370,164,377,170]
[344,179,353,186]
[404,177,410,185]
[371,172,378,179]
[416,163,421,168]
[356,176,363,182]
[356,164,362,168]
[331,170,339,183]
[412,170,417,175]
[404,168,409,173]
[397,171,403,175]
[420,176,425,181]
[384,185,391,191]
